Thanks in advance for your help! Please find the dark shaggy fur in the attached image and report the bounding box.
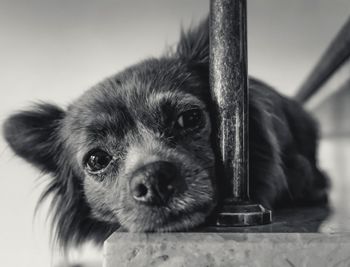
[3,18,328,248]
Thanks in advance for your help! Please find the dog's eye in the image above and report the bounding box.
[175,109,204,130]
[85,149,112,172]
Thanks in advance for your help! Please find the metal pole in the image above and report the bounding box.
[210,0,272,226]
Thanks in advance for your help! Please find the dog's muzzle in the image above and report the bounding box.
[129,161,184,205]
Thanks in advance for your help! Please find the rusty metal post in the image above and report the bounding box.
[210,0,272,226]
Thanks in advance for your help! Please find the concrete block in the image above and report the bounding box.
[104,232,350,267]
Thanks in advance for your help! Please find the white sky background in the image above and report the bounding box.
[0,0,349,266]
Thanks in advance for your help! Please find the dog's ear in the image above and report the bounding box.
[4,103,116,247]
[176,17,209,64]
[3,103,65,173]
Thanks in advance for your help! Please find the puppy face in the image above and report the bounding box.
[3,18,213,246]
[63,59,216,232]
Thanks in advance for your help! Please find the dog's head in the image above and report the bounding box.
[3,19,217,247]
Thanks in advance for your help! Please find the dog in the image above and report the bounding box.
[3,17,328,248]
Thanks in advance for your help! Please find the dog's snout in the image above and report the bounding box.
[129,161,180,205]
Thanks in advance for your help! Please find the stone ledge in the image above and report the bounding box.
[103,232,350,267]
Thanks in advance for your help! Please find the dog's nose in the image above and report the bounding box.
[129,161,180,205]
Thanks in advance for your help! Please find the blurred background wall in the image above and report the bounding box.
[0,0,349,266]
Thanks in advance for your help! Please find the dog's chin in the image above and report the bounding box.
[118,201,216,233]
[126,211,210,233]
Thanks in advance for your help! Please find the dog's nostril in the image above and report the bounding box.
[134,183,148,198]
[130,173,151,202]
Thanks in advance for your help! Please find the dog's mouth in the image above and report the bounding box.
[120,199,216,232]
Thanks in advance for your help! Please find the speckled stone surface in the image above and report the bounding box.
[104,232,350,267]
[104,205,350,267]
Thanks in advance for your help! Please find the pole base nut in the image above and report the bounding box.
[215,202,272,226]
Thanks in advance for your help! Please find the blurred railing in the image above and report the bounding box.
[296,17,350,104]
